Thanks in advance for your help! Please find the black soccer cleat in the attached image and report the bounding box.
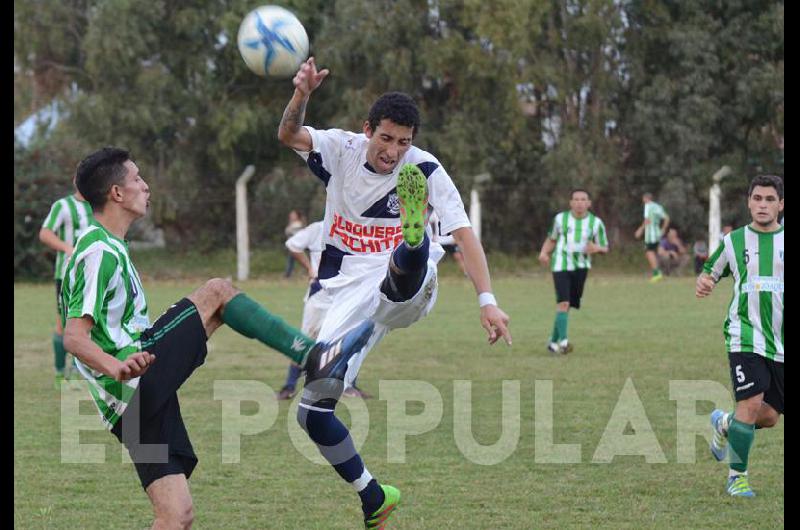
[304,320,375,385]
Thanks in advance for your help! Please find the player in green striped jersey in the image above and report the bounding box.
[697,174,784,498]
[62,147,374,527]
[538,189,609,354]
[634,193,670,282]
[39,177,93,388]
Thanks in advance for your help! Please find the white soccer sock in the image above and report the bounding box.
[729,468,747,478]
[352,468,374,492]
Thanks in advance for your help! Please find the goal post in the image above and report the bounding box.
[708,166,731,253]
[236,165,256,281]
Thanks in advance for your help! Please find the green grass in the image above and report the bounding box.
[14,274,783,529]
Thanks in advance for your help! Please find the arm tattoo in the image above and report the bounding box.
[280,99,307,135]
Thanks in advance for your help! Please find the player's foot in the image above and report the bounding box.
[343,385,372,399]
[304,320,375,384]
[649,272,664,283]
[710,409,729,461]
[364,484,401,529]
[397,164,429,247]
[547,342,561,354]
[559,340,573,354]
[276,385,296,400]
[727,474,755,497]
[54,374,64,390]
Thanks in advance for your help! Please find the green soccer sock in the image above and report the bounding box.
[222,293,314,365]
[555,311,569,342]
[728,416,756,473]
[53,333,66,375]
[652,268,662,276]
[550,316,560,343]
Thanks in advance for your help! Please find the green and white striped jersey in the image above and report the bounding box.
[548,211,608,271]
[643,201,667,244]
[61,220,150,428]
[41,194,93,279]
[704,225,784,362]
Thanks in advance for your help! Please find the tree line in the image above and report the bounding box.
[14,0,783,277]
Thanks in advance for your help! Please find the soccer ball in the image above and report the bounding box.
[237,5,309,77]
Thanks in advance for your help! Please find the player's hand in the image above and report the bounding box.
[480,305,512,346]
[538,252,550,267]
[112,351,155,381]
[293,57,329,96]
[634,226,644,239]
[695,274,716,298]
[586,242,600,255]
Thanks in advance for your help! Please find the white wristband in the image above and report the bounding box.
[478,292,497,307]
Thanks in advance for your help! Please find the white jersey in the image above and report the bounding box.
[294,127,471,289]
[285,221,324,275]
[429,211,456,246]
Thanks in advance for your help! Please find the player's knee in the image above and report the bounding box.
[203,278,238,303]
[761,408,780,428]
[155,500,194,529]
[556,302,570,312]
[736,399,762,423]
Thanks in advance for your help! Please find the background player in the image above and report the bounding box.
[538,189,608,354]
[697,174,784,497]
[39,175,93,387]
[634,192,670,282]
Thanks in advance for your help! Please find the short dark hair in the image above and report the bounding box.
[642,192,653,200]
[367,92,420,136]
[571,188,591,200]
[75,147,132,210]
[748,174,783,200]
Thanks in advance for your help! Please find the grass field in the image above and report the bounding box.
[14,273,783,529]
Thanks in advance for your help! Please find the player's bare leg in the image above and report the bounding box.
[146,474,194,529]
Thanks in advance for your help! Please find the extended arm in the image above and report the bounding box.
[452,227,512,345]
[277,57,329,151]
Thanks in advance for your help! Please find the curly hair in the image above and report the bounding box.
[367,92,420,136]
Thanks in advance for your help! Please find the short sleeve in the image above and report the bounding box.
[548,214,562,240]
[65,248,120,323]
[594,218,608,247]
[427,164,470,236]
[42,200,64,231]
[293,127,347,187]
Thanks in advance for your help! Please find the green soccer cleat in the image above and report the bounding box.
[726,474,755,497]
[396,164,429,247]
[364,484,401,529]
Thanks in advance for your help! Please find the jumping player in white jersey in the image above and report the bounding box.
[278,57,512,528]
[697,174,784,498]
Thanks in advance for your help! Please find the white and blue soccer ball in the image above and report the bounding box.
[237,5,309,77]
